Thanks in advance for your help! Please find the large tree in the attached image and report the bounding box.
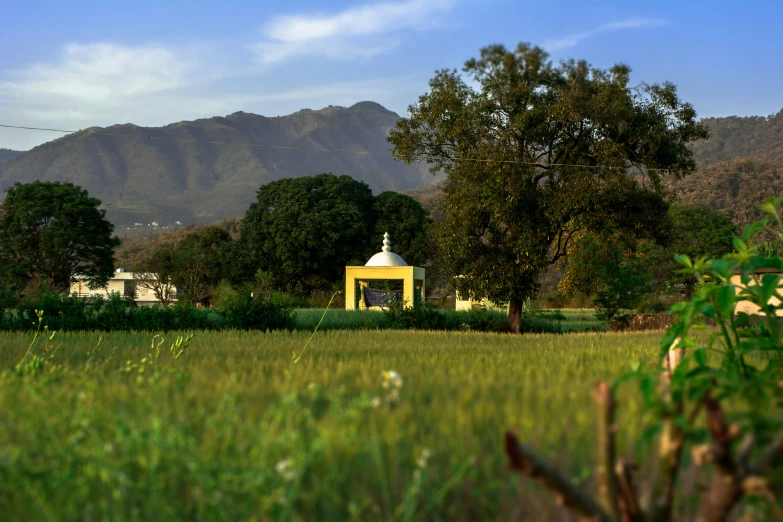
[170,226,231,304]
[652,204,737,299]
[131,245,177,306]
[370,191,432,267]
[0,181,119,295]
[238,174,376,293]
[388,43,709,332]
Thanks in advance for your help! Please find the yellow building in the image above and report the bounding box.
[345,233,425,310]
[70,268,177,306]
[453,275,508,311]
[731,268,782,315]
[454,291,508,312]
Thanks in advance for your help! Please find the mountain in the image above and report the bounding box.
[690,109,783,166]
[401,179,446,221]
[0,149,23,164]
[668,109,783,227]
[0,102,437,226]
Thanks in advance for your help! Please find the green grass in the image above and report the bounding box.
[292,307,606,333]
[0,328,660,521]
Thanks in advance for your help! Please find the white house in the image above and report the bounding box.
[70,268,177,306]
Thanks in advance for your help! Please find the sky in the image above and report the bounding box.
[1,0,782,151]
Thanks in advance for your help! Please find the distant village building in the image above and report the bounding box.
[70,268,177,306]
[454,290,508,312]
[731,267,783,315]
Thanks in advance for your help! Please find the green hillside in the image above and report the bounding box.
[0,102,437,227]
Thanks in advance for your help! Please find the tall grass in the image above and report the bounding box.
[0,329,658,521]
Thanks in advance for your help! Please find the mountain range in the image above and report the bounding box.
[2,105,782,230]
[0,102,437,227]
[0,149,22,164]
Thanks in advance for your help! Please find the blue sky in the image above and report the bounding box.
[1,0,782,150]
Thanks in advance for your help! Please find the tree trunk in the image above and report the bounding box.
[508,297,523,334]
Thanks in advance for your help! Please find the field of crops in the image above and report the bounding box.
[0,327,673,521]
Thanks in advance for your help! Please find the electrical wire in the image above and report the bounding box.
[2,122,783,179]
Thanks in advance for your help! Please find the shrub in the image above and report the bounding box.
[382,302,446,330]
[1,291,295,332]
[221,290,295,331]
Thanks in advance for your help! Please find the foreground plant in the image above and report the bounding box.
[505,199,783,521]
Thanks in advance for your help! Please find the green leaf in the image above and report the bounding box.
[673,253,692,269]
[639,375,655,404]
[693,347,707,367]
[713,285,736,318]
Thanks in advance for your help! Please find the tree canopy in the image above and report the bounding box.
[388,43,709,332]
[235,174,432,294]
[651,204,737,298]
[371,191,432,267]
[0,181,119,295]
[128,225,232,305]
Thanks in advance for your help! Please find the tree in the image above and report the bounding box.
[238,174,376,293]
[664,204,737,299]
[388,43,709,332]
[131,245,177,306]
[170,227,231,304]
[371,191,432,266]
[0,181,119,295]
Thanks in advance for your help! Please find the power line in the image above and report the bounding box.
[2,122,783,177]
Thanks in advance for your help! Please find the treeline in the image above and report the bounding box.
[0,175,436,320]
[115,173,435,307]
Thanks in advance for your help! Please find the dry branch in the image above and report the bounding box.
[649,340,686,522]
[504,430,614,522]
[615,459,643,522]
[595,381,621,519]
[696,396,743,522]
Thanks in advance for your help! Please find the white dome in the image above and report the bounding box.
[365,232,408,267]
[366,251,408,266]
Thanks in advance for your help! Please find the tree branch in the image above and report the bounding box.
[696,396,743,522]
[504,430,615,522]
[750,429,783,475]
[595,381,620,519]
[614,459,643,522]
[649,340,686,522]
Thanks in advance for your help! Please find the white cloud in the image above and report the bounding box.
[3,43,197,102]
[544,18,668,53]
[0,42,221,148]
[253,0,456,64]
[0,39,422,150]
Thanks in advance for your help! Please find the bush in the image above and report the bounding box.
[0,291,295,332]
[445,307,507,332]
[382,302,446,330]
[221,290,296,331]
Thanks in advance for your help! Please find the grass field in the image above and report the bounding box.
[291,307,606,333]
[0,328,667,521]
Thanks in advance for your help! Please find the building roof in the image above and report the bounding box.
[730,267,782,275]
[365,232,408,267]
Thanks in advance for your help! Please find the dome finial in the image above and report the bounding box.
[382,232,391,252]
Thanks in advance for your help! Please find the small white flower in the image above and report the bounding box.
[382,370,403,389]
[416,448,433,469]
[370,397,382,408]
[275,459,298,482]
